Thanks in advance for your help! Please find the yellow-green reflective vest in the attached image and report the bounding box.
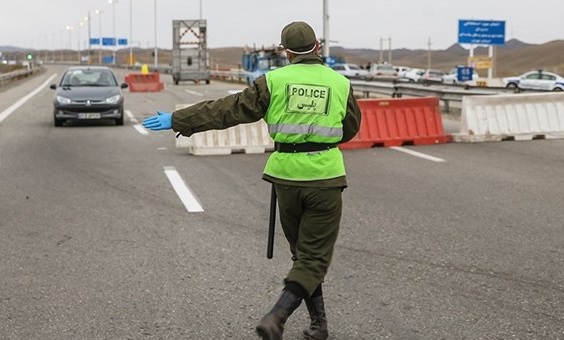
[263,63,350,181]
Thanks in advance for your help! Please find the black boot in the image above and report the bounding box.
[303,295,328,340]
[256,289,303,340]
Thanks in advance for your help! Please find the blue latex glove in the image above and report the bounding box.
[142,110,172,131]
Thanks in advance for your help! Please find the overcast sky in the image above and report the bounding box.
[1,0,562,51]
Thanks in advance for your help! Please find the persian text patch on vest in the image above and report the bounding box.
[286,83,331,115]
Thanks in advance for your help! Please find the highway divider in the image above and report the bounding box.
[453,92,564,142]
[174,104,274,155]
[340,97,452,149]
[125,72,164,92]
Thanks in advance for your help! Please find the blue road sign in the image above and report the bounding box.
[102,37,116,46]
[118,38,128,46]
[90,38,101,45]
[102,56,114,64]
[457,66,474,82]
[458,20,505,45]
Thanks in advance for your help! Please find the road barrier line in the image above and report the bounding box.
[0,73,57,124]
[390,146,446,162]
[163,166,204,213]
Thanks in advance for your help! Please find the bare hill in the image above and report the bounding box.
[2,39,562,77]
[206,39,564,77]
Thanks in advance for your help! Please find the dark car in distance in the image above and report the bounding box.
[50,66,128,126]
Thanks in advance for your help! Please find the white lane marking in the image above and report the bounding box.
[125,110,138,123]
[164,166,204,213]
[133,124,149,135]
[228,89,243,94]
[126,110,149,135]
[0,73,58,124]
[184,89,204,97]
[390,146,446,162]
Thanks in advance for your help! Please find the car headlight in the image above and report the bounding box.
[105,94,122,104]
[56,95,72,104]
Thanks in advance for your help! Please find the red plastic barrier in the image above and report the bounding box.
[340,97,452,149]
[125,73,164,92]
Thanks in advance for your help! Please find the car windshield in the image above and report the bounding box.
[349,64,361,70]
[61,69,118,87]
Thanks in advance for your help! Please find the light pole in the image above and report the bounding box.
[52,32,56,62]
[60,30,64,62]
[109,0,118,65]
[85,13,91,64]
[153,0,158,70]
[322,0,329,60]
[65,25,74,62]
[78,21,84,63]
[95,9,103,64]
[129,0,133,67]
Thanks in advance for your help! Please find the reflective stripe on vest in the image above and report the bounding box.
[263,63,350,181]
[267,123,343,138]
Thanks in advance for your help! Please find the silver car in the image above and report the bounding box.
[330,63,370,80]
[368,63,398,81]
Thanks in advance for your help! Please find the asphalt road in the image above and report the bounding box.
[1,65,563,340]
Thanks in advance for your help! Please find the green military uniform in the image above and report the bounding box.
[172,20,361,340]
[172,54,361,294]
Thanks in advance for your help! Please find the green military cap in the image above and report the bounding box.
[280,21,317,54]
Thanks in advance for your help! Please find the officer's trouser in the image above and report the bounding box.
[274,184,343,296]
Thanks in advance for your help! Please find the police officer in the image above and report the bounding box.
[143,21,361,340]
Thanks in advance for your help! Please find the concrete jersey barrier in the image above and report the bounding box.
[453,92,564,142]
[174,104,274,155]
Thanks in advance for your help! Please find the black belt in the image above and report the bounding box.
[274,142,337,153]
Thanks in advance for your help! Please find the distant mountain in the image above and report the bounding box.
[501,39,534,50]
[0,46,27,53]
[3,39,563,77]
[444,44,468,55]
[327,39,564,77]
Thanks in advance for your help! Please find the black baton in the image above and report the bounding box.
[267,184,277,259]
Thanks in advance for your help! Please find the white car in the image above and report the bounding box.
[442,67,479,84]
[330,63,370,80]
[400,68,425,83]
[368,63,397,80]
[502,70,564,91]
[394,66,411,78]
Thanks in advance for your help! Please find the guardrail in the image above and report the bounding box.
[349,79,526,113]
[0,66,43,87]
[206,68,538,113]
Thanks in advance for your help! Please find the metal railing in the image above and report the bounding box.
[0,66,43,87]
[206,70,527,113]
[349,79,524,112]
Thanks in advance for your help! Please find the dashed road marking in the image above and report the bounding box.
[390,146,446,162]
[164,166,204,213]
[127,110,149,135]
[133,124,149,135]
[184,89,204,97]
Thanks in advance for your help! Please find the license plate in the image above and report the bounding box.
[77,113,101,119]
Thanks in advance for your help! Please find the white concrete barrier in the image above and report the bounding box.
[174,104,274,155]
[453,92,564,142]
